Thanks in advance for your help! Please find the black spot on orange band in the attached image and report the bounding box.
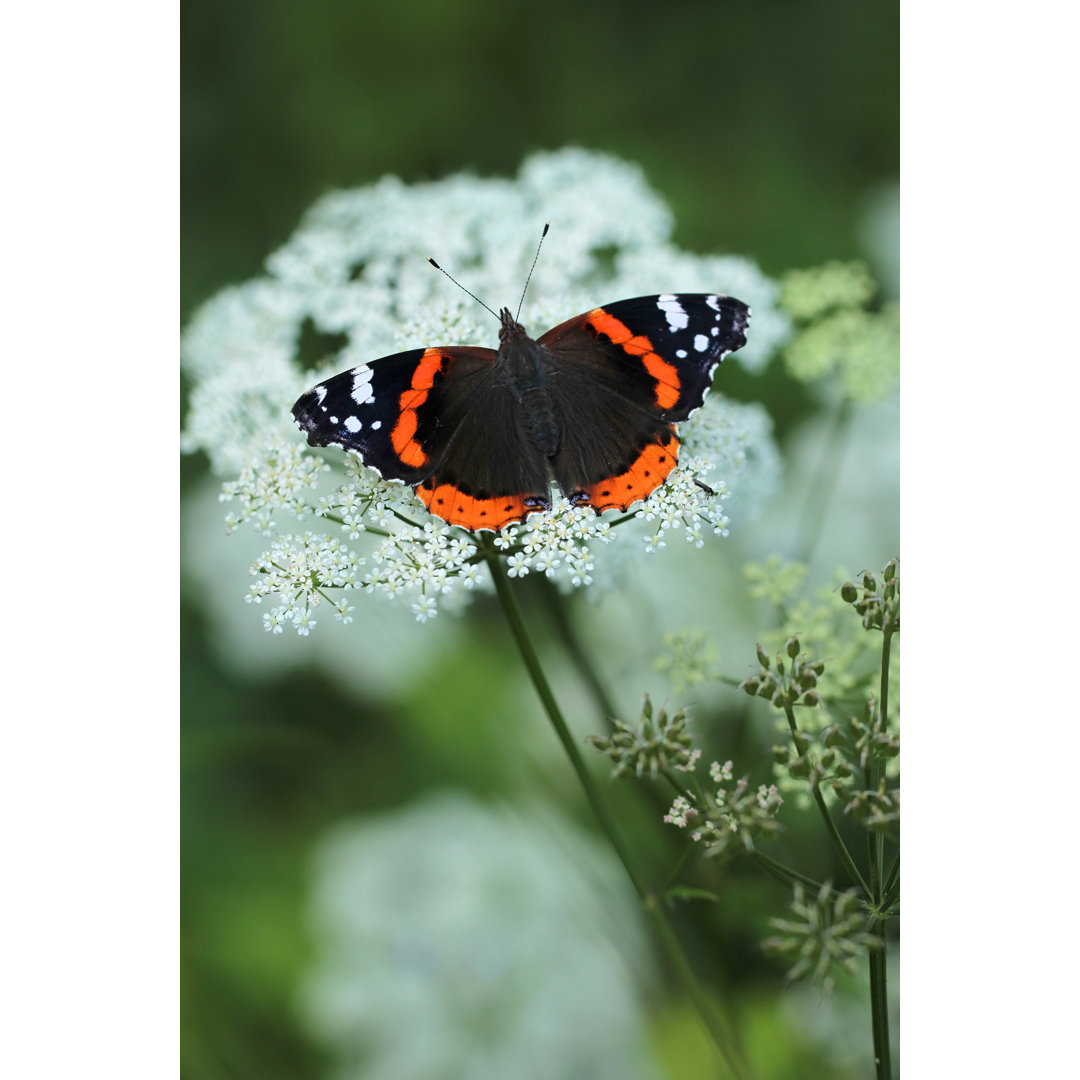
[583,427,679,512]
[418,479,551,532]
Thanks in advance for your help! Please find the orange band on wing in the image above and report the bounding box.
[585,310,682,410]
[417,481,549,532]
[391,349,447,468]
[583,427,679,512]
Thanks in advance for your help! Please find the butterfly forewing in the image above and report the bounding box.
[539,293,750,422]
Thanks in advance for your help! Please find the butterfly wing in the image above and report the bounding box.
[537,293,749,510]
[292,346,553,531]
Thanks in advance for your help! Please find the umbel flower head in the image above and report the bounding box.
[182,149,790,629]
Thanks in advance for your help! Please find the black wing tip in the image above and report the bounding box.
[291,389,328,446]
[723,296,751,352]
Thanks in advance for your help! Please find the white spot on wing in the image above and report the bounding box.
[351,365,374,403]
[676,349,687,358]
[694,334,708,352]
[657,294,689,331]
[315,386,327,404]
[329,415,339,424]
[371,421,382,430]
[344,415,362,433]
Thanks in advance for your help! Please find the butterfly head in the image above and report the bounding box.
[498,307,528,345]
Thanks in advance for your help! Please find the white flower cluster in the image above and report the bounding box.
[220,438,329,535]
[181,148,789,630]
[246,531,364,635]
[664,759,784,860]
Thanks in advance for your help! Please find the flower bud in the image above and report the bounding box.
[801,691,821,707]
[785,636,801,659]
[772,687,794,709]
[756,643,771,669]
[840,581,858,603]
[788,756,811,779]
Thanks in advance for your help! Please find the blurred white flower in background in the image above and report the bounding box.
[300,792,660,1080]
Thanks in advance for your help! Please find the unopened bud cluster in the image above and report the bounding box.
[738,637,825,711]
[588,694,698,779]
[772,723,856,795]
[844,781,900,833]
[851,696,900,770]
[763,882,880,993]
[840,558,899,632]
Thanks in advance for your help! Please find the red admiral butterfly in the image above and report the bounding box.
[292,292,750,532]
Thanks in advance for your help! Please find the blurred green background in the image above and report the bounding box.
[182,2,898,1077]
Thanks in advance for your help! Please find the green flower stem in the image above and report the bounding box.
[315,512,393,539]
[750,851,828,894]
[865,622,896,1080]
[882,852,900,909]
[536,580,620,728]
[484,545,753,1080]
[781,703,870,896]
[868,935,891,1080]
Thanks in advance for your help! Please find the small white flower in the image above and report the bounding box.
[663,796,695,828]
[506,552,530,578]
[411,595,438,623]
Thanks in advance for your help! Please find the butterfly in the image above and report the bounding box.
[292,292,749,531]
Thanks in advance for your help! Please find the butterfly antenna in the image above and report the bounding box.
[427,258,500,321]
[515,222,550,321]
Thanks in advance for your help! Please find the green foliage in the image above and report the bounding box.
[781,260,900,401]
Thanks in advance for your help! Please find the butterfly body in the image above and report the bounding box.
[292,294,750,531]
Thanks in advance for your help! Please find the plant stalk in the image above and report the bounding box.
[484,546,753,1080]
